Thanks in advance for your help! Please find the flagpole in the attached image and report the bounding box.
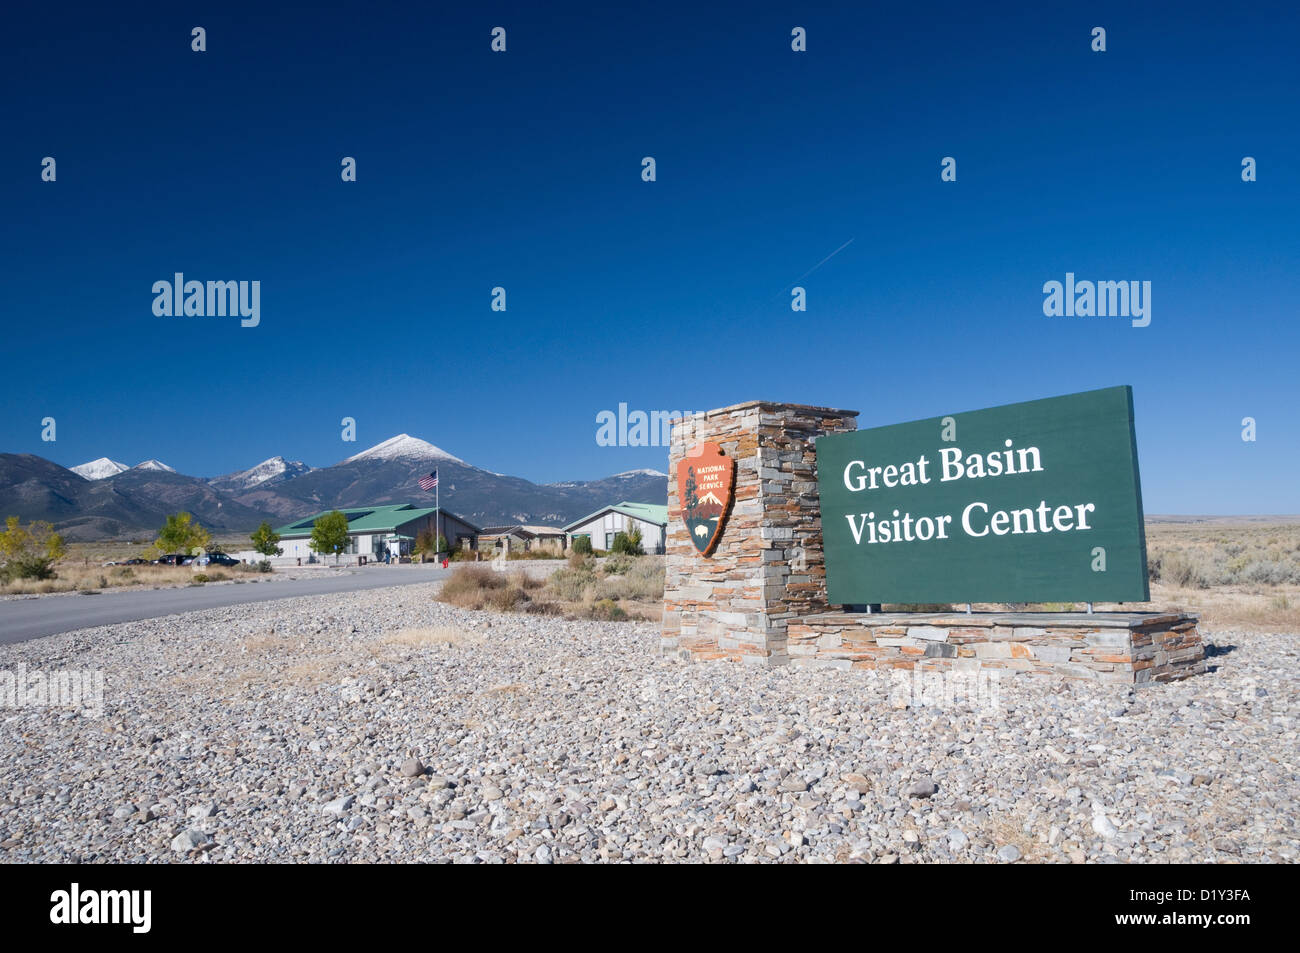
[435,469,440,555]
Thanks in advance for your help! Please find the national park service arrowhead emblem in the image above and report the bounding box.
[678,442,736,556]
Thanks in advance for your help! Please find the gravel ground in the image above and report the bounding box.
[0,582,1295,863]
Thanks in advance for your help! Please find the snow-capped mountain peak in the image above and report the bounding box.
[343,434,464,465]
[214,456,314,490]
[133,459,176,472]
[614,468,668,478]
[70,457,129,480]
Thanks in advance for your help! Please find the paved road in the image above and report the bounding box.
[0,566,455,645]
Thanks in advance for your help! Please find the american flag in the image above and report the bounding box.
[418,470,438,491]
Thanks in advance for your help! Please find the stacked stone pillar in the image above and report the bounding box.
[661,401,858,665]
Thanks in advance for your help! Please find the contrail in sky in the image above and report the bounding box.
[785,237,855,290]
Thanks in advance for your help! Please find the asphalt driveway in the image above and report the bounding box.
[0,565,454,645]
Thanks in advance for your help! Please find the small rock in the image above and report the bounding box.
[400,758,425,778]
[170,830,206,853]
[1092,811,1118,839]
[997,844,1021,862]
[906,778,937,799]
[322,795,355,815]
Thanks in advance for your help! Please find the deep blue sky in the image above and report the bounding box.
[3,2,1297,512]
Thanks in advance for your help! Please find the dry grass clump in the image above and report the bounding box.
[0,563,200,595]
[591,558,664,602]
[535,555,664,620]
[435,566,556,614]
[435,556,665,622]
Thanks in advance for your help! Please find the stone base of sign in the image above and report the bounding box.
[785,611,1205,685]
[662,401,859,666]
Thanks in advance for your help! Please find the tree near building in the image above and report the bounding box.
[414,530,436,561]
[610,527,644,556]
[157,512,211,556]
[250,521,282,569]
[0,517,67,582]
[310,510,350,564]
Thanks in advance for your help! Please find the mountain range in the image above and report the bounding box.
[0,435,668,541]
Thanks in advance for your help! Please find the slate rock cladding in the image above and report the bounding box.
[661,401,859,665]
[783,611,1205,685]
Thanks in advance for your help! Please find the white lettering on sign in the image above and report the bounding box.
[835,423,1116,548]
[845,500,1096,546]
[842,440,1043,492]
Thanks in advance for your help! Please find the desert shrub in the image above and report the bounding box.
[484,584,524,612]
[191,573,209,583]
[438,566,500,605]
[602,553,635,575]
[1168,551,1221,588]
[586,599,628,621]
[1241,559,1298,586]
[1225,555,1251,577]
[545,564,599,602]
[436,566,546,612]
[508,569,544,591]
[111,567,135,580]
[571,535,593,555]
[593,558,664,602]
[567,550,594,570]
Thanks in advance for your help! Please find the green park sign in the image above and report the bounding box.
[816,386,1150,605]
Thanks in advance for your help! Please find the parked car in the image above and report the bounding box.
[151,554,186,566]
[195,553,240,567]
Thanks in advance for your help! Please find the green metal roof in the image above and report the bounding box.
[275,504,447,537]
[562,500,668,533]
